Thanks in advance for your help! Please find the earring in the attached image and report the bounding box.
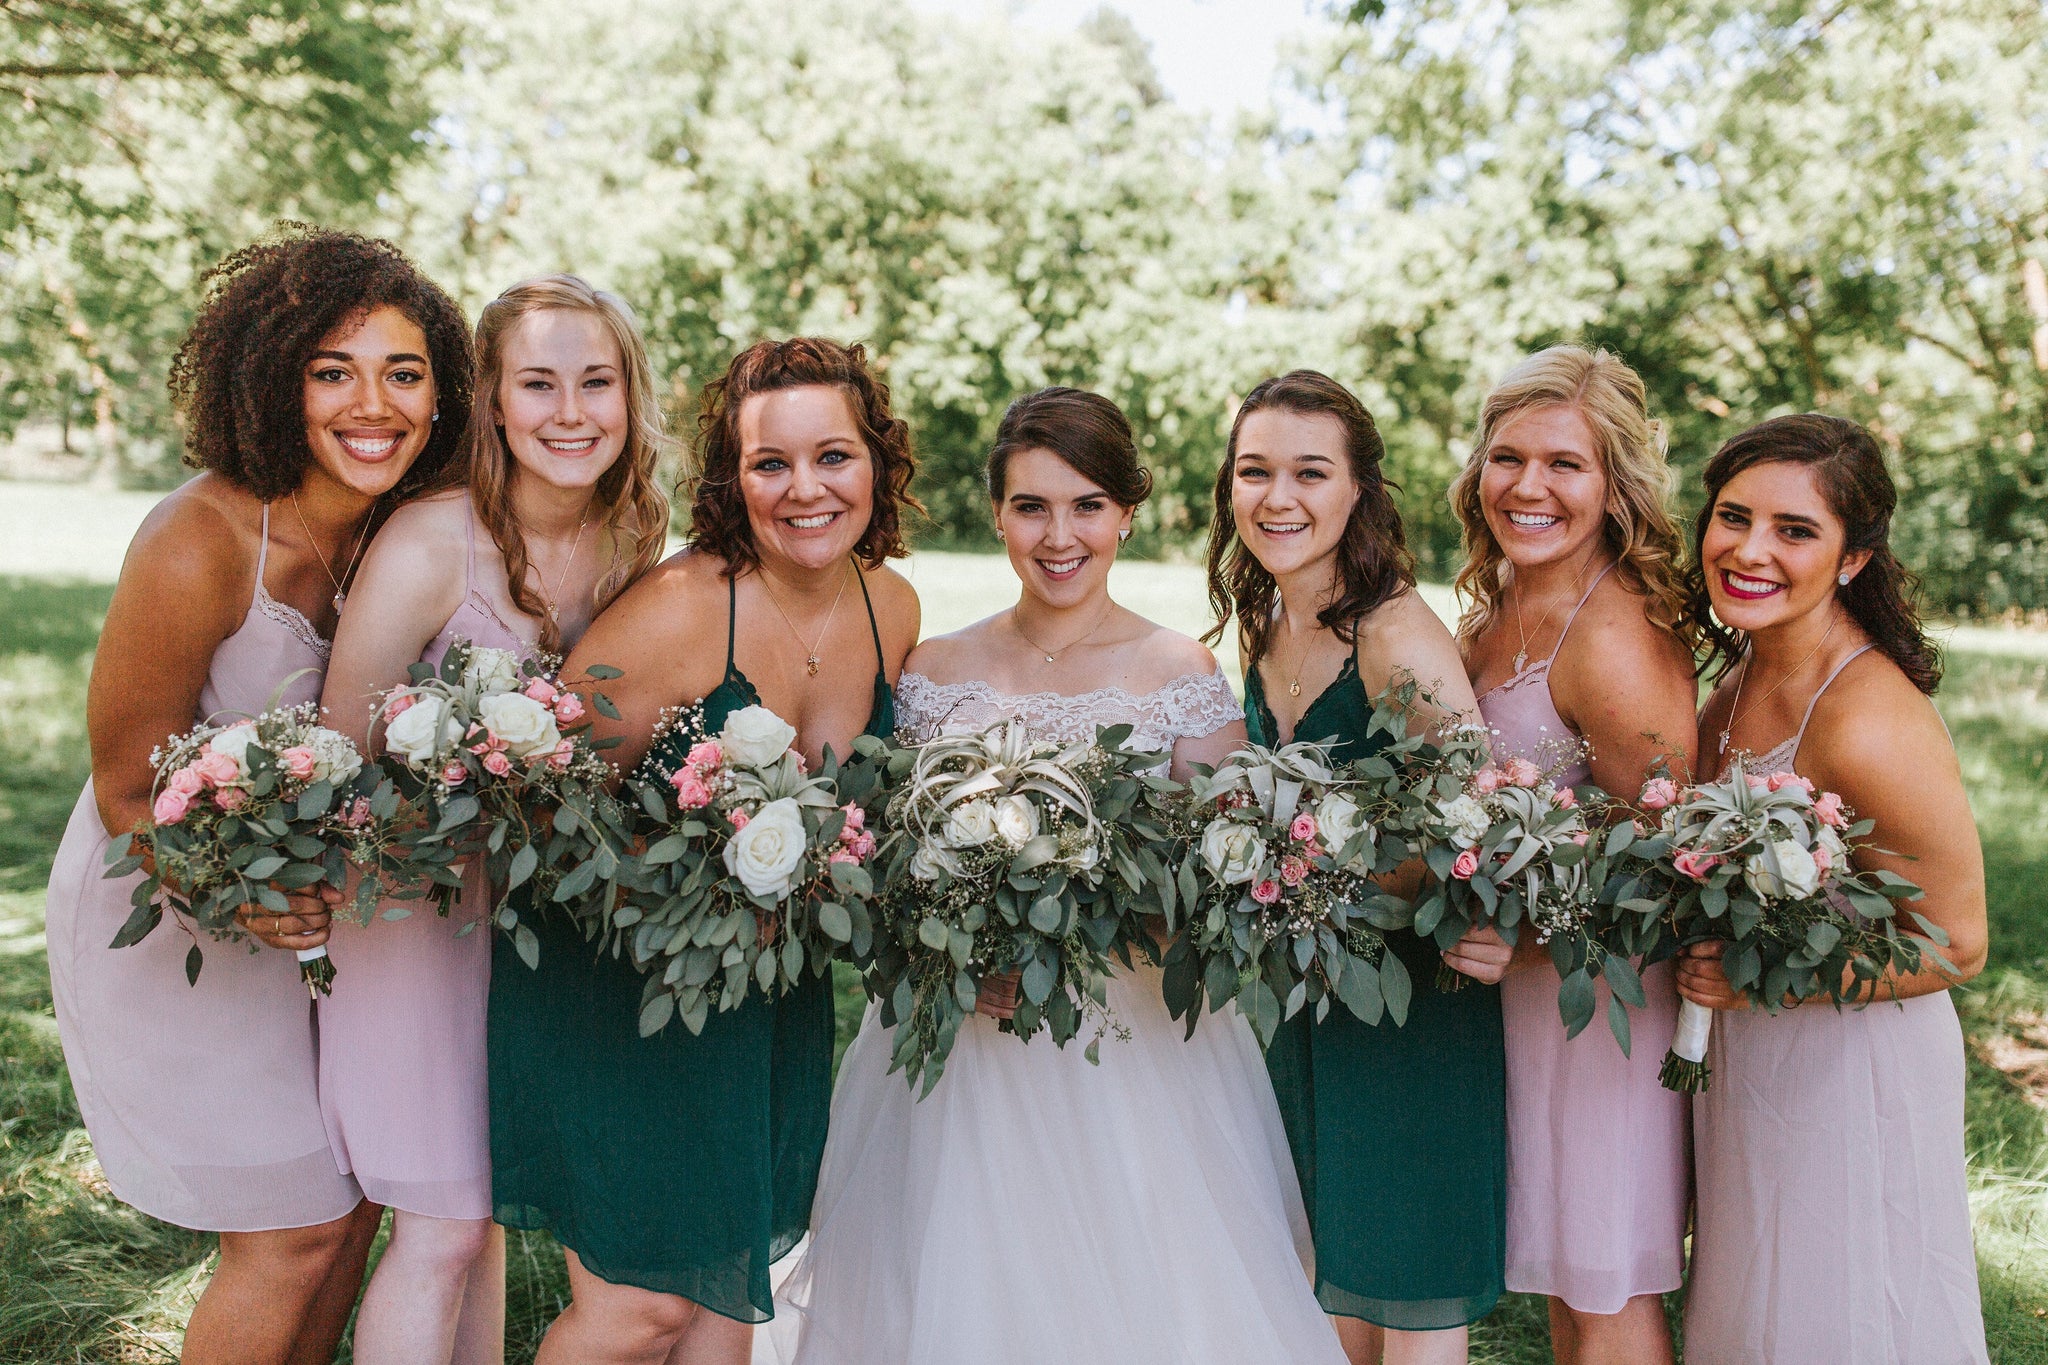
[431,410,440,423]
[995,528,1005,542]
[1118,528,1130,542]
[1837,571,1851,586]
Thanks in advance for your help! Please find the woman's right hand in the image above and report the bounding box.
[235,883,341,951]
[976,971,1021,1020]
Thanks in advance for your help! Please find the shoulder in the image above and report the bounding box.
[1119,617,1224,692]
[860,562,921,656]
[1558,575,1696,688]
[359,490,473,570]
[122,477,256,597]
[1801,649,1950,786]
[902,612,1000,684]
[1356,588,1471,703]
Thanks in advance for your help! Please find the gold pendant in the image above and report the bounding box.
[1288,680,1301,697]
[332,590,347,613]
[807,655,821,677]
[1512,649,1528,674]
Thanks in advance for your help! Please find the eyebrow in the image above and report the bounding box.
[514,363,618,376]
[1718,498,1820,528]
[311,350,428,365]
[1006,487,1111,504]
[1237,450,1336,464]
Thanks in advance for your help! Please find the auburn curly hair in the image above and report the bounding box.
[687,338,919,578]
[168,222,472,501]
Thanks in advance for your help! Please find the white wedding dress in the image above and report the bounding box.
[764,671,1348,1365]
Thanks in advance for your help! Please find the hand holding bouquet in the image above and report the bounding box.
[1160,739,1414,1046]
[1648,763,1943,1091]
[610,703,880,1036]
[105,703,407,994]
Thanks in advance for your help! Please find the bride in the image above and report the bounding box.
[769,388,1348,1364]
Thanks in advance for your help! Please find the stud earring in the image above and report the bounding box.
[1118,528,1130,542]
[1837,571,1851,586]
[995,528,1005,543]
[431,411,440,423]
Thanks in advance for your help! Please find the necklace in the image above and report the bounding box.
[1274,608,1314,697]
[1718,609,1841,758]
[1011,597,1116,664]
[290,492,373,614]
[532,518,589,626]
[1510,553,1594,675]
[761,562,851,677]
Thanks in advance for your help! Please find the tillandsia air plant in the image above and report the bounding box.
[605,703,884,1037]
[106,701,412,995]
[864,718,1180,1097]
[1644,761,1944,1092]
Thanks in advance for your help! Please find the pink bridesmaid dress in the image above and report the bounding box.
[1476,562,1691,1314]
[45,505,364,1230]
[1687,645,1987,1365]
[315,503,531,1220]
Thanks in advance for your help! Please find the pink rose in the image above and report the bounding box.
[1301,840,1324,860]
[552,693,585,724]
[850,830,877,860]
[1250,878,1282,905]
[841,804,867,836]
[382,693,416,721]
[1812,844,1832,874]
[1451,848,1481,880]
[1673,848,1720,882]
[483,751,513,777]
[168,766,206,797]
[671,771,712,810]
[1812,791,1848,828]
[1473,765,1505,795]
[829,847,861,866]
[338,796,373,829]
[1748,775,1771,793]
[728,809,749,830]
[1766,771,1815,796]
[686,740,723,771]
[441,760,470,786]
[1639,777,1679,810]
[1570,831,1589,846]
[214,787,248,812]
[1554,787,1577,809]
[1289,812,1318,842]
[1505,757,1542,788]
[193,752,240,787]
[280,746,317,781]
[548,740,575,770]
[522,677,560,705]
[152,788,193,824]
[1279,855,1310,886]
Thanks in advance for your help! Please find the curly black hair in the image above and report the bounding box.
[168,222,473,501]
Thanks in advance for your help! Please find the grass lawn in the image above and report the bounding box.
[0,484,2042,1361]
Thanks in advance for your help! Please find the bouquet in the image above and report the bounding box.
[1647,762,1944,1092]
[104,703,408,994]
[607,703,881,1037]
[374,640,629,965]
[1159,739,1415,1046]
[865,718,1179,1096]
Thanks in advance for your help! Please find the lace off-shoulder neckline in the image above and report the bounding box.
[895,669,1241,748]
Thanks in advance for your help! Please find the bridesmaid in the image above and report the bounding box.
[1451,346,1696,1364]
[317,276,670,1363]
[493,337,921,1364]
[1206,370,1511,1365]
[1679,414,1989,1364]
[43,226,470,1363]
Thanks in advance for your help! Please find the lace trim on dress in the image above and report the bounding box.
[1477,656,1554,702]
[254,585,332,662]
[895,669,1242,750]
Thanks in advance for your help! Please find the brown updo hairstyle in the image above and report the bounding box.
[1688,413,1941,694]
[440,275,672,654]
[985,387,1155,508]
[1203,370,1414,662]
[169,221,472,501]
[688,337,918,578]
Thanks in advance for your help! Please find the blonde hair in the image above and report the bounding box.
[446,274,671,652]
[1450,344,1695,649]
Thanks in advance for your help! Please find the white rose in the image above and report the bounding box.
[1067,838,1102,871]
[942,799,999,849]
[461,646,523,695]
[910,842,959,882]
[1316,791,1374,870]
[992,793,1039,849]
[1200,818,1267,886]
[1745,839,1822,900]
[478,691,562,758]
[208,722,260,778]
[385,694,460,765]
[1438,793,1493,849]
[307,728,363,786]
[720,705,799,769]
[723,797,809,900]
[1817,826,1849,874]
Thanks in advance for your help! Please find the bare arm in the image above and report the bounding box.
[561,553,727,780]
[1552,607,1701,795]
[319,503,467,751]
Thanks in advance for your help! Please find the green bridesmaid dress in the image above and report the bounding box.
[489,570,893,1321]
[1246,644,1506,1330]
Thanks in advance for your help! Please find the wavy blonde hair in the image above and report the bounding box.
[444,274,671,652]
[1451,345,1695,650]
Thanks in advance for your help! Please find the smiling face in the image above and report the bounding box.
[1701,459,1871,634]
[1478,403,1610,574]
[496,308,629,494]
[736,384,874,573]
[995,446,1133,608]
[301,305,438,498]
[1229,408,1360,582]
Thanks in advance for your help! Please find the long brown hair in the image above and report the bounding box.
[1450,345,1695,650]
[987,387,1153,505]
[687,338,918,579]
[1204,370,1414,662]
[1688,413,1941,693]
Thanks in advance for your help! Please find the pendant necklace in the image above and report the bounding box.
[532,518,590,626]
[1012,597,1116,665]
[1509,554,1591,676]
[291,492,373,613]
[762,562,852,677]
[1717,609,1840,758]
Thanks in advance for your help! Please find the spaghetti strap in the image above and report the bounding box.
[253,503,273,609]
[1793,643,1877,747]
[461,496,480,595]
[854,565,885,678]
[724,574,744,684]
[1545,560,1617,666]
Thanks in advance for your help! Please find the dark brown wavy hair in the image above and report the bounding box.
[687,337,918,578]
[986,387,1154,506]
[1688,413,1941,694]
[169,222,472,501]
[1204,370,1415,662]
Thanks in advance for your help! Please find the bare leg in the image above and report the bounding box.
[184,1207,371,1365]
[536,1248,718,1365]
[451,1224,508,1365]
[1334,1314,1384,1365]
[1554,1294,1673,1365]
[291,1200,386,1365]
[662,1311,753,1365]
[349,1211,500,1365]
[1382,1325,1468,1365]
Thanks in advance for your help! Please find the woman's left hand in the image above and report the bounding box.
[1675,940,1749,1010]
[1442,924,1513,985]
